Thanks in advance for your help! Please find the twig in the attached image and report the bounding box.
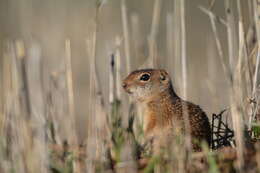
[199,6,233,84]
[208,0,216,10]
[225,0,237,73]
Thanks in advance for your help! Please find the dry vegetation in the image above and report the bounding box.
[0,0,260,173]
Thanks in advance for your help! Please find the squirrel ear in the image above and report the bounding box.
[159,70,168,81]
[160,73,166,81]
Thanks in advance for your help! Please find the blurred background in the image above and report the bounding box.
[0,0,244,139]
[0,0,258,172]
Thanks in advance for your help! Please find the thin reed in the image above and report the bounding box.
[0,0,259,173]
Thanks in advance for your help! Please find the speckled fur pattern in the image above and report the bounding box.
[122,69,211,152]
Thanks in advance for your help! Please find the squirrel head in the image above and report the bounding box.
[122,69,172,102]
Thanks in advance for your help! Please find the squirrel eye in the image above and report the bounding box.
[139,73,150,81]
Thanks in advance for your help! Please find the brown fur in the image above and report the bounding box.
[122,69,211,152]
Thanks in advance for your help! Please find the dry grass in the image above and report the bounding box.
[0,0,260,173]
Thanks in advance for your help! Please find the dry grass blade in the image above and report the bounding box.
[115,36,122,101]
[121,0,131,73]
[65,40,78,146]
[2,1,260,173]
[253,0,260,96]
[2,40,49,173]
[1,41,27,173]
[173,1,192,173]
[180,0,187,99]
[85,4,110,172]
[25,41,49,173]
[180,0,192,158]
[166,12,174,73]
[64,39,81,172]
[249,0,260,141]
[149,0,162,68]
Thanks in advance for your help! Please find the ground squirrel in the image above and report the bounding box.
[122,69,211,152]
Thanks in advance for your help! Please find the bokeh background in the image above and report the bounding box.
[0,1,259,172]
[0,0,245,140]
